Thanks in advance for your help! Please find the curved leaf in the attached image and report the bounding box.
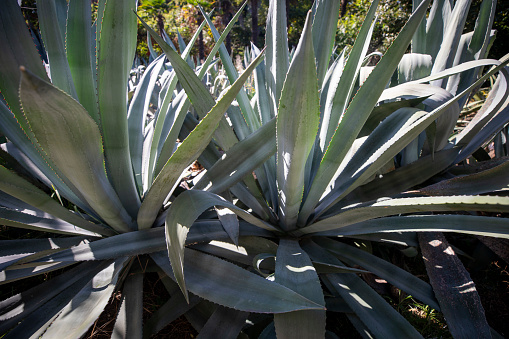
[151,249,324,313]
[19,68,134,232]
[274,239,326,339]
[164,190,278,301]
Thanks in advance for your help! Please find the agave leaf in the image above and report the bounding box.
[303,240,423,338]
[0,261,107,337]
[0,200,100,236]
[34,228,166,263]
[419,159,509,196]
[19,68,134,232]
[66,0,99,123]
[447,0,496,98]
[397,53,433,84]
[165,190,279,301]
[315,237,440,310]
[419,232,491,337]
[151,12,238,177]
[425,0,452,61]
[194,119,277,194]
[148,18,209,183]
[198,306,249,339]
[430,0,473,87]
[276,11,320,229]
[0,4,88,211]
[0,261,72,285]
[0,165,114,236]
[137,46,265,230]
[299,0,432,225]
[411,0,427,53]
[152,249,324,313]
[302,195,509,236]
[274,239,326,339]
[265,0,289,118]
[0,236,92,272]
[112,273,144,339]
[37,0,78,99]
[454,66,509,148]
[317,0,379,155]
[40,258,127,339]
[359,96,429,137]
[143,291,201,339]
[311,0,341,87]
[128,54,166,190]
[340,148,458,207]
[200,2,261,133]
[321,214,509,240]
[317,107,428,215]
[97,0,141,217]
[315,58,509,220]
[0,0,48,115]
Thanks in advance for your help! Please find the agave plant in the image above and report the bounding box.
[150,0,509,337]
[1,0,508,338]
[0,0,276,337]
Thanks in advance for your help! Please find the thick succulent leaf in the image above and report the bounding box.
[40,258,127,338]
[34,228,166,263]
[359,96,429,137]
[0,3,88,211]
[299,0,432,225]
[0,237,91,274]
[0,262,71,285]
[419,159,509,196]
[19,68,134,232]
[425,0,452,61]
[303,241,423,338]
[454,66,509,148]
[137,47,265,229]
[151,249,324,313]
[265,0,289,118]
[128,54,166,189]
[152,14,239,177]
[194,118,276,194]
[0,202,100,237]
[419,232,491,338]
[143,290,201,339]
[165,190,279,301]
[66,0,99,123]
[30,220,272,264]
[430,0,472,87]
[0,237,91,259]
[200,3,261,133]
[317,0,379,154]
[320,214,509,240]
[274,239,326,339]
[198,306,249,339]
[276,12,320,229]
[97,0,141,217]
[0,0,49,116]
[340,148,458,207]
[314,237,440,310]
[311,0,341,87]
[315,59,509,220]
[298,195,509,235]
[316,107,428,217]
[0,261,107,337]
[0,261,102,332]
[0,165,113,236]
[397,53,433,84]
[447,0,496,99]
[37,0,78,99]
[112,273,144,339]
